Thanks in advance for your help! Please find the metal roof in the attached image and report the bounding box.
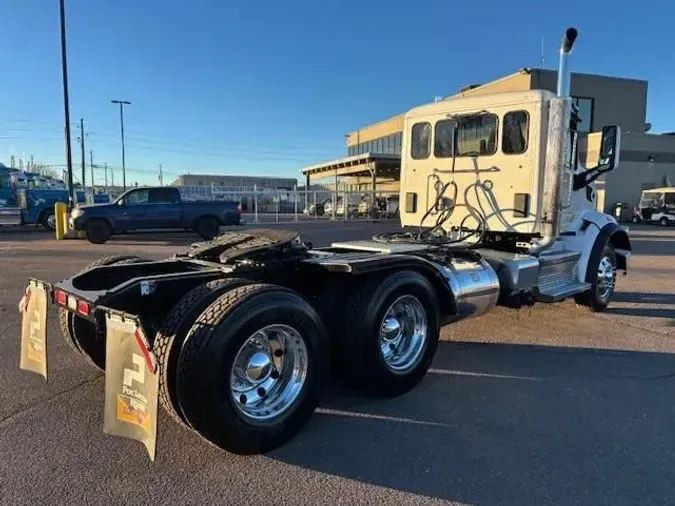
[300,152,400,176]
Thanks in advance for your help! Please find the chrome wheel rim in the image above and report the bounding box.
[47,214,56,229]
[230,324,308,422]
[597,255,616,301]
[379,295,428,374]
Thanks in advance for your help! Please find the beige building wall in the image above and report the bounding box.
[175,174,298,189]
[345,114,405,147]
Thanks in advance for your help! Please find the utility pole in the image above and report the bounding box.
[104,162,108,188]
[110,164,114,186]
[158,164,164,186]
[78,118,86,187]
[59,0,75,206]
[89,149,94,188]
[111,99,131,191]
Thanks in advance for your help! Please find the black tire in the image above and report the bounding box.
[631,215,640,224]
[175,283,329,455]
[154,277,253,427]
[575,244,617,312]
[60,255,148,369]
[337,270,440,397]
[41,210,56,230]
[85,219,113,244]
[194,216,220,240]
[660,217,669,227]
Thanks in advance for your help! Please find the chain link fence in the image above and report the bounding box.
[178,185,400,224]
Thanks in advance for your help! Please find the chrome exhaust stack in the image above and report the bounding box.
[531,27,577,255]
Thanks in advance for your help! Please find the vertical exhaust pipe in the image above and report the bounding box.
[557,28,578,97]
[531,27,578,255]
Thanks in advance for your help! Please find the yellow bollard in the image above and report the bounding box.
[55,202,68,240]
[55,203,86,240]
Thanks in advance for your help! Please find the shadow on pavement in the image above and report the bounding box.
[272,341,675,506]
[613,292,675,305]
[605,306,675,319]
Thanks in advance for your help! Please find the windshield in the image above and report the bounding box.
[639,193,663,208]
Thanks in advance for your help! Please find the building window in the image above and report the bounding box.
[502,111,529,154]
[411,122,432,159]
[572,96,594,133]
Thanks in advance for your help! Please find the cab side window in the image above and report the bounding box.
[125,189,149,205]
[149,188,179,203]
[502,111,529,155]
[411,122,431,160]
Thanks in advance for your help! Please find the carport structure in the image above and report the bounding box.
[300,153,400,193]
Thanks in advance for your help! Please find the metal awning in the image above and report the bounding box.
[300,153,400,179]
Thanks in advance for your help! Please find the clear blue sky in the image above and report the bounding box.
[1,0,673,185]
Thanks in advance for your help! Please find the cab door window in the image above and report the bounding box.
[502,111,529,154]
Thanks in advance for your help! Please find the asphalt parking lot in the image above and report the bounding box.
[1,222,674,506]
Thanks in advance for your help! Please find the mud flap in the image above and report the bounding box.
[19,280,51,379]
[102,309,159,461]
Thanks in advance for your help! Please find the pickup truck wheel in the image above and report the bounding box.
[85,219,113,244]
[154,277,253,427]
[195,217,220,240]
[575,244,617,312]
[175,284,329,454]
[338,270,440,397]
[59,256,149,369]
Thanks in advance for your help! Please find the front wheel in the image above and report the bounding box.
[85,219,113,244]
[660,217,670,227]
[575,244,617,312]
[175,283,329,454]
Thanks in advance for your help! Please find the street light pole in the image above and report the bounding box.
[59,0,75,207]
[111,99,131,191]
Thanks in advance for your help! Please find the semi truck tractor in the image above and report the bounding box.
[18,27,630,460]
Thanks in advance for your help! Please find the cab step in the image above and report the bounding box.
[536,251,589,302]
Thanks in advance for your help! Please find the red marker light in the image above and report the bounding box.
[54,290,67,305]
[77,300,90,316]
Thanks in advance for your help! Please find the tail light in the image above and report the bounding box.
[77,300,90,316]
[54,290,67,305]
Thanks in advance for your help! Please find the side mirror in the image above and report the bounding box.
[117,199,125,206]
[598,125,620,171]
[572,125,621,191]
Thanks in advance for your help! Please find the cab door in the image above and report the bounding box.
[145,188,182,228]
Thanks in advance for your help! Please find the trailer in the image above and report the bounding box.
[18,27,631,460]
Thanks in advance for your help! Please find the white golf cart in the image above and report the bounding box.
[631,187,675,226]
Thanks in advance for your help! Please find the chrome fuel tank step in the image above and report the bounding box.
[536,251,588,302]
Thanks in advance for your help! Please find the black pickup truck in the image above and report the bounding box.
[69,186,242,243]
